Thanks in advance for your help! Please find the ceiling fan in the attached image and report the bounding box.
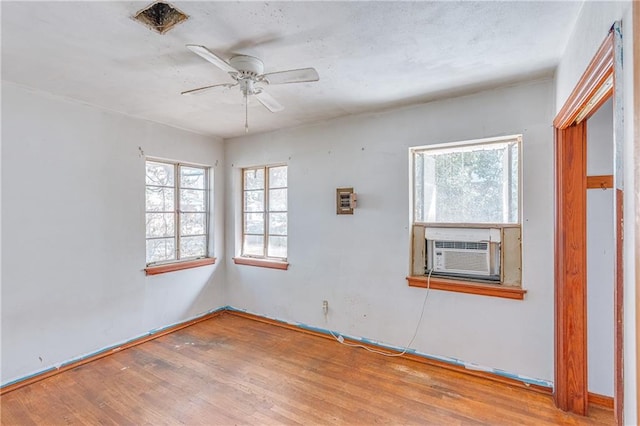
[182,44,320,132]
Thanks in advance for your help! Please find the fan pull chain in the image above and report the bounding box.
[245,92,249,133]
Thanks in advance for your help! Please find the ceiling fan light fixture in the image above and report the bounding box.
[133,1,188,34]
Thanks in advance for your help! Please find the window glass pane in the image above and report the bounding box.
[241,165,288,260]
[269,166,287,188]
[146,238,175,263]
[414,141,518,224]
[180,212,206,236]
[146,213,175,238]
[267,236,287,258]
[180,189,206,212]
[509,142,519,223]
[146,161,174,186]
[180,166,205,189]
[269,213,287,236]
[146,187,174,212]
[269,188,287,212]
[413,153,426,222]
[243,235,264,256]
[244,190,264,212]
[145,160,211,265]
[244,168,264,190]
[244,213,265,234]
[180,235,207,258]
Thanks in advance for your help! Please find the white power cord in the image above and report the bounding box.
[324,269,433,357]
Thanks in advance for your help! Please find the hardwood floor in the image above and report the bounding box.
[1,313,613,425]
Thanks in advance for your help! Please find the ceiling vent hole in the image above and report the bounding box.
[133,2,188,34]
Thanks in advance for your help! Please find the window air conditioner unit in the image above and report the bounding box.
[425,227,501,281]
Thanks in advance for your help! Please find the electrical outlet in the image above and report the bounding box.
[322,300,329,315]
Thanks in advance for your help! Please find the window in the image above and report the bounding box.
[145,160,209,266]
[412,136,520,224]
[408,135,525,300]
[241,165,288,260]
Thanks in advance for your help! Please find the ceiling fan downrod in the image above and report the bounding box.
[245,92,249,133]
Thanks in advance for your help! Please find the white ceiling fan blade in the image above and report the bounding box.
[255,90,284,112]
[181,83,237,96]
[186,44,238,74]
[262,68,319,85]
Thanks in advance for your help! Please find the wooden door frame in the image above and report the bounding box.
[554,28,624,422]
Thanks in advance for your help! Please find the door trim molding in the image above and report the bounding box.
[554,32,614,130]
[553,26,623,421]
[554,122,588,414]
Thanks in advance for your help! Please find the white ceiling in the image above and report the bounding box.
[1,1,583,139]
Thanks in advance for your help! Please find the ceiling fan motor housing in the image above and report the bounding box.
[229,55,264,77]
[230,55,265,96]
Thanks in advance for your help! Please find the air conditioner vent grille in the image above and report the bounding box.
[434,241,488,250]
[443,251,488,273]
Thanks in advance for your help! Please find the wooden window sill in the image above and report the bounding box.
[233,257,289,270]
[406,276,526,300]
[145,258,216,276]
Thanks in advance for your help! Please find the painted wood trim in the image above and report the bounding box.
[233,257,289,270]
[554,32,614,129]
[589,392,615,410]
[586,175,614,189]
[612,22,625,425]
[406,276,526,300]
[144,257,216,275]
[554,123,588,415]
[634,4,640,425]
[0,310,224,395]
[225,310,551,395]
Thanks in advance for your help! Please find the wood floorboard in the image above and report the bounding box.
[1,313,613,425]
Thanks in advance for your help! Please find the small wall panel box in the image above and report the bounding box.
[336,187,356,215]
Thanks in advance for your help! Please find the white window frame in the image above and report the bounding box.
[410,134,522,226]
[145,159,210,266]
[241,164,288,261]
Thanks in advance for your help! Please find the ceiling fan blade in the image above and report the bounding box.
[186,44,238,74]
[181,83,237,96]
[262,68,319,85]
[255,90,284,113]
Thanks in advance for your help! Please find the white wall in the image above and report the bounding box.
[586,98,615,397]
[0,82,226,385]
[555,1,636,422]
[224,79,555,382]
